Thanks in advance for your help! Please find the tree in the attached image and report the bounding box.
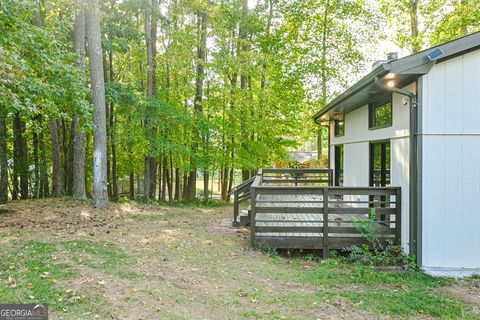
[430,0,480,45]
[143,0,159,202]
[0,104,7,204]
[87,0,109,207]
[72,0,87,200]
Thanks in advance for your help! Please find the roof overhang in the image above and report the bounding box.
[313,31,480,124]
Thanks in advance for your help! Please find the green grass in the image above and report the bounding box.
[267,257,477,319]
[0,240,81,311]
[0,238,138,315]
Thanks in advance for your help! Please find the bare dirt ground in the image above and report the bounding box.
[0,199,478,320]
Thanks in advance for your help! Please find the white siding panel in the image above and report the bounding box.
[462,50,480,134]
[343,142,369,187]
[425,63,446,134]
[460,137,480,268]
[421,50,480,269]
[422,136,446,267]
[443,136,463,267]
[391,137,410,251]
[444,58,463,134]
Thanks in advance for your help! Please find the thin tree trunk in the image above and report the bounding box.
[39,130,48,197]
[410,0,420,53]
[318,0,330,165]
[182,173,188,200]
[187,10,208,201]
[13,115,28,200]
[239,0,250,182]
[144,0,159,201]
[109,50,118,201]
[129,171,135,200]
[50,120,63,197]
[32,131,40,198]
[0,106,8,204]
[87,0,109,207]
[174,168,180,201]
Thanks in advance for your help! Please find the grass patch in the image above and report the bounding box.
[0,238,141,314]
[61,239,142,279]
[0,240,82,312]
[270,257,477,319]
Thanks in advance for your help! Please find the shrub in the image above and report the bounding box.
[342,208,416,269]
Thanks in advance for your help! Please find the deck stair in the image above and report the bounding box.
[231,168,402,258]
[230,177,255,227]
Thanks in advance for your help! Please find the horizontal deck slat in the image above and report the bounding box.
[256,207,323,214]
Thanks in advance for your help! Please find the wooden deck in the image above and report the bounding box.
[232,169,401,258]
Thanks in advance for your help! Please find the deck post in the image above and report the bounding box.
[322,187,329,259]
[395,187,402,245]
[250,185,257,248]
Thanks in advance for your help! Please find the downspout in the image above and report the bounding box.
[375,77,419,262]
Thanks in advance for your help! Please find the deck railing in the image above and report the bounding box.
[249,169,401,257]
[230,175,256,227]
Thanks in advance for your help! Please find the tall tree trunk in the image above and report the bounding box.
[239,0,250,182]
[129,171,135,200]
[108,50,118,201]
[144,0,159,201]
[50,120,63,197]
[0,106,7,204]
[410,0,420,53]
[13,114,28,199]
[87,0,109,207]
[62,120,73,195]
[174,168,180,201]
[32,131,39,198]
[182,173,188,200]
[187,10,208,200]
[39,130,48,197]
[72,0,87,199]
[318,0,330,165]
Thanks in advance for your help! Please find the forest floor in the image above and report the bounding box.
[0,199,479,320]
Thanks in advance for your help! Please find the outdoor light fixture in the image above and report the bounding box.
[386,80,395,88]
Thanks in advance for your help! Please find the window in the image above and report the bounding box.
[334,145,344,186]
[334,117,344,137]
[369,99,392,129]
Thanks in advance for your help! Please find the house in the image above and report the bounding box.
[273,151,320,169]
[313,32,480,275]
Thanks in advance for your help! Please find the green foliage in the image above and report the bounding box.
[281,258,477,318]
[343,208,413,267]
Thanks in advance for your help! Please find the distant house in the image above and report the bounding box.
[274,151,319,169]
[313,32,480,275]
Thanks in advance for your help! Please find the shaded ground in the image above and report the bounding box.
[0,199,479,319]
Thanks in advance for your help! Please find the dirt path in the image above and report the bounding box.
[0,199,478,320]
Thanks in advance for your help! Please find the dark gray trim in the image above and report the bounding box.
[409,82,418,259]
[313,31,480,122]
[312,64,390,122]
[415,78,423,267]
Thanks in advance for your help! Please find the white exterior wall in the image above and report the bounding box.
[420,50,480,270]
[329,87,412,250]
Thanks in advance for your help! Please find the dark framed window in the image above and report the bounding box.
[334,145,344,186]
[334,117,344,137]
[369,99,392,129]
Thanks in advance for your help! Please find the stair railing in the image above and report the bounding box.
[229,175,257,227]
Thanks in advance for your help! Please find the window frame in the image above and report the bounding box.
[333,116,345,137]
[368,97,393,130]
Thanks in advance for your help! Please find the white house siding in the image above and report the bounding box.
[329,87,412,251]
[421,50,480,270]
